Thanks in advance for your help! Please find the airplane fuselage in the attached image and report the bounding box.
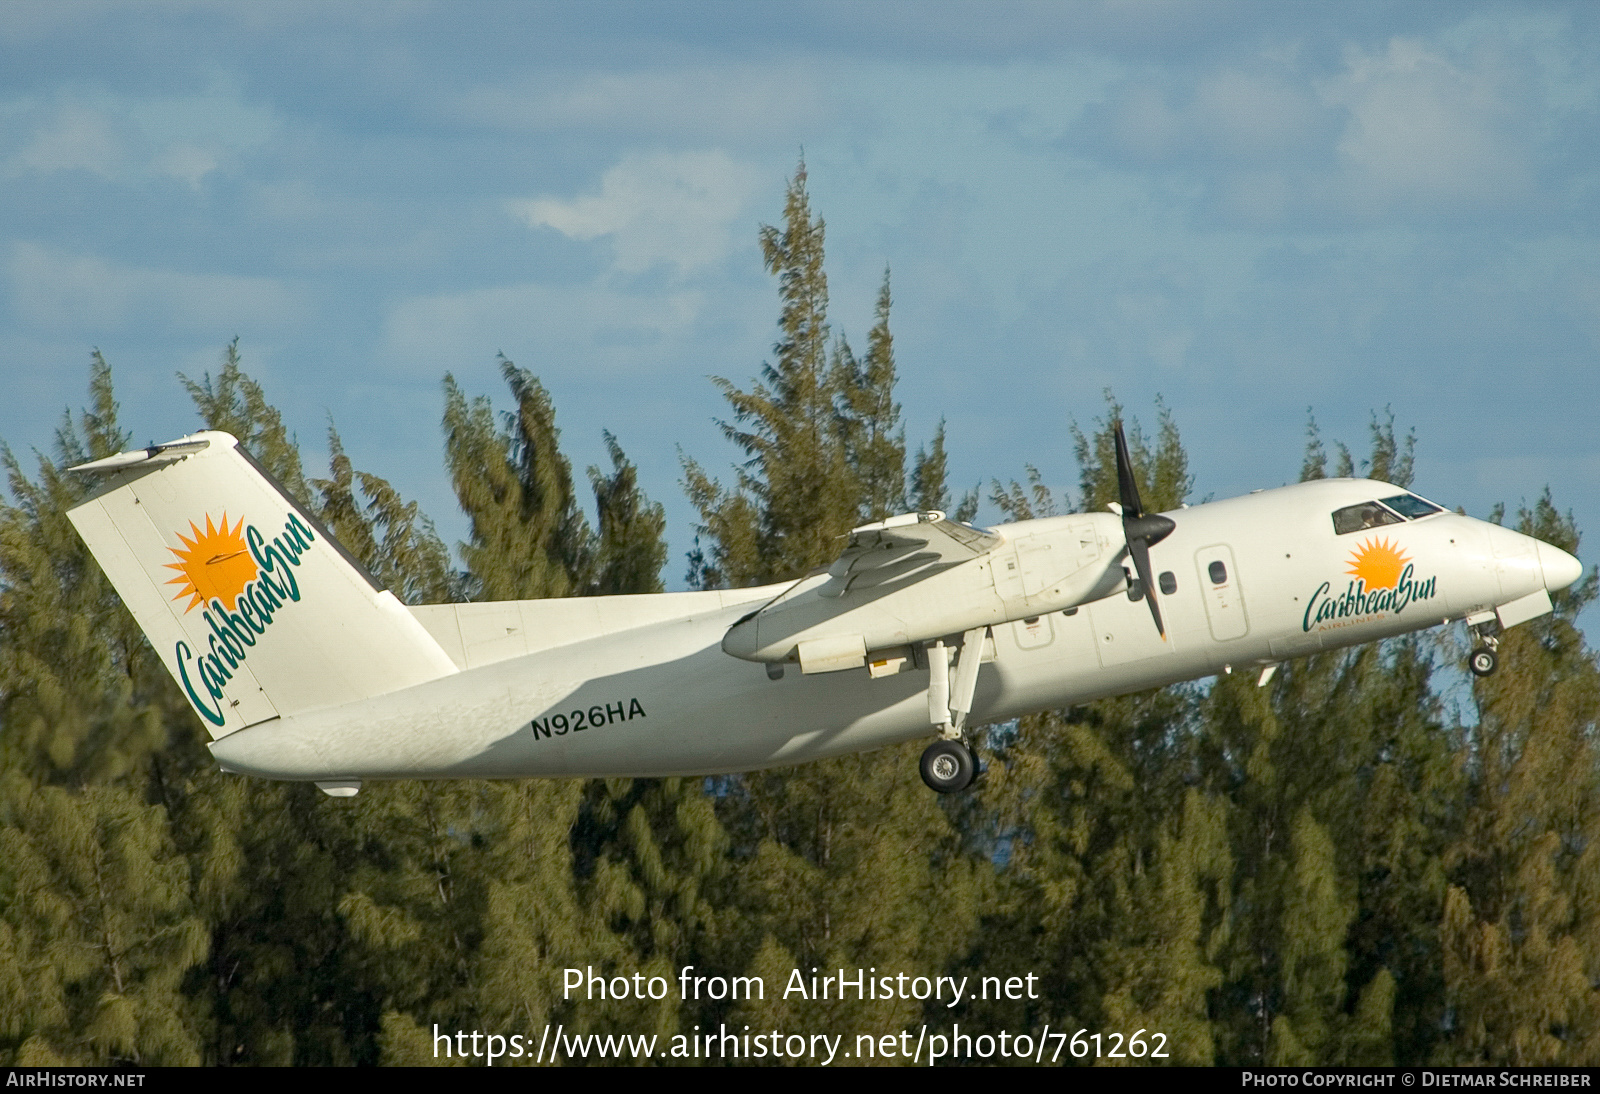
[207,477,1578,784]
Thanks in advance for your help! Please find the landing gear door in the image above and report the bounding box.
[1195,544,1249,641]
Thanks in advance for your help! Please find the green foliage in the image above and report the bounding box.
[979,688,1224,1066]
[0,779,206,1064]
[1305,408,1415,488]
[589,434,667,597]
[1072,395,1192,514]
[181,339,310,504]
[312,426,454,605]
[683,161,857,587]
[683,161,971,590]
[444,356,666,602]
[723,746,984,1051]
[0,355,170,783]
[1437,497,1600,1064]
[444,356,591,601]
[675,160,991,1058]
[837,272,907,523]
[911,420,978,520]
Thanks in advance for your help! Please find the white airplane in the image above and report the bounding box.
[66,426,1582,796]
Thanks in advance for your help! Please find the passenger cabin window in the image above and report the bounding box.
[1332,502,1404,535]
[1159,571,1177,595]
[1208,560,1227,584]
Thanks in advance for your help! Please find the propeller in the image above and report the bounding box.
[1113,420,1176,638]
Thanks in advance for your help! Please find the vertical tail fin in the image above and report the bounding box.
[67,432,458,738]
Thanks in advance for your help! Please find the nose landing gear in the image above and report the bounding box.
[920,739,979,794]
[1467,615,1501,678]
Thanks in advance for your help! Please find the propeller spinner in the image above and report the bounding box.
[1112,420,1176,638]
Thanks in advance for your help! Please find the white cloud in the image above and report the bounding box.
[452,65,828,142]
[1073,13,1586,224]
[1192,69,1325,158]
[8,243,308,334]
[381,280,705,378]
[151,143,220,189]
[11,103,125,176]
[1320,37,1535,210]
[509,151,762,276]
[1085,66,1325,167]
[4,84,276,187]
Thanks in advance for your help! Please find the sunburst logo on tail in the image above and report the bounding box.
[1346,536,1410,591]
[164,514,259,613]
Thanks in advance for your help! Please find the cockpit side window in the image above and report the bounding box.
[1380,493,1445,519]
[1332,502,1404,535]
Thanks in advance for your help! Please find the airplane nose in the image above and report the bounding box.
[1538,542,1584,593]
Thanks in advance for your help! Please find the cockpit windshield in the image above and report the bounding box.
[1378,493,1445,519]
[1332,503,1403,535]
[1331,493,1446,535]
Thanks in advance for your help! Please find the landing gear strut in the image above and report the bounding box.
[921,629,988,793]
[1467,615,1501,678]
[920,739,978,794]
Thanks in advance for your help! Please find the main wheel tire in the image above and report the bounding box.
[920,739,976,794]
[1469,646,1499,678]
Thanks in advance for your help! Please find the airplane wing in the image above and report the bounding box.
[819,510,1002,598]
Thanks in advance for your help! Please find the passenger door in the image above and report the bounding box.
[1195,544,1249,641]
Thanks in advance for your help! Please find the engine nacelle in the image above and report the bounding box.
[722,513,1128,672]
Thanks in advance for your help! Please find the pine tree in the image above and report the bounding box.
[722,748,984,1054]
[1268,809,1355,1064]
[0,779,206,1064]
[425,353,698,1060]
[955,403,1224,1064]
[180,339,310,503]
[837,271,906,523]
[910,422,978,523]
[1070,395,1191,516]
[0,356,172,783]
[683,161,858,588]
[679,161,987,1050]
[1206,414,1452,1065]
[1438,492,1600,1064]
[443,356,592,601]
[312,425,454,605]
[589,433,667,596]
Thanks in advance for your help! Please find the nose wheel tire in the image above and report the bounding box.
[1469,647,1499,678]
[920,739,977,794]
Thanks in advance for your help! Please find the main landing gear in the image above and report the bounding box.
[919,628,988,793]
[920,739,979,794]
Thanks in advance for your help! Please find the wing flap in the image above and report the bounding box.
[822,511,1001,597]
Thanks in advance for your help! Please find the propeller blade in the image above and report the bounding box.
[1112,418,1173,638]
[1128,536,1166,638]
[1113,420,1143,519]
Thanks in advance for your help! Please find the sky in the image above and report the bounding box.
[2,0,1597,593]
